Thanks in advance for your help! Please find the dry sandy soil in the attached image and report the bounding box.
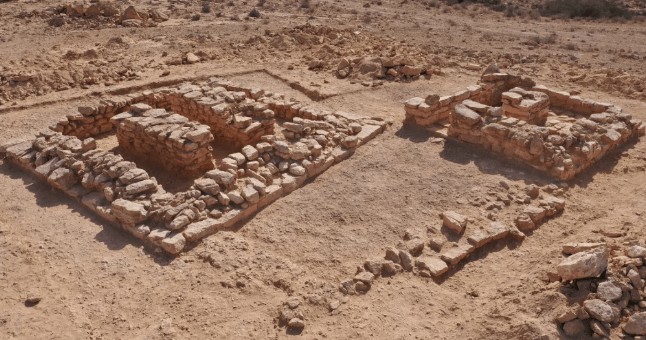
[1,0,646,339]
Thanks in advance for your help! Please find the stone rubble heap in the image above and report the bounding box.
[552,243,646,338]
[335,56,427,82]
[1,79,387,255]
[404,72,645,180]
[113,104,215,176]
[47,4,168,28]
[339,184,566,295]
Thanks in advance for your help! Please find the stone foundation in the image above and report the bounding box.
[1,79,387,255]
[404,72,645,180]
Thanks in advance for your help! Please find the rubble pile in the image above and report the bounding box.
[404,71,645,180]
[334,56,428,82]
[1,79,387,254]
[45,4,168,28]
[552,243,646,338]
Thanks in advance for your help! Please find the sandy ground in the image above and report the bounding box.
[1,1,646,339]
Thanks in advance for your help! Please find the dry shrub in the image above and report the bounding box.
[540,0,632,19]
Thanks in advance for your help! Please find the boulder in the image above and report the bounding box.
[47,168,77,190]
[626,245,646,258]
[557,247,608,281]
[596,281,622,302]
[185,53,200,64]
[624,312,646,335]
[121,6,142,21]
[160,233,186,255]
[354,271,375,285]
[562,319,586,337]
[194,178,220,195]
[583,299,617,323]
[241,145,259,160]
[205,170,236,188]
[125,179,157,196]
[415,256,448,277]
[399,250,414,271]
[401,65,422,77]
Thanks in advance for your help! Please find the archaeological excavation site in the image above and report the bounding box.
[1,0,646,339]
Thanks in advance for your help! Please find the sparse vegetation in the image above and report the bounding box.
[201,1,211,13]
[540,0,633,19]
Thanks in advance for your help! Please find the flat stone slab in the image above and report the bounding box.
[440,244,474,267]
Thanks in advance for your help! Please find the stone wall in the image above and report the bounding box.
[112,104,215,176]
[2,79,387,255]
[403,72,645,180]
[51,80,278,149]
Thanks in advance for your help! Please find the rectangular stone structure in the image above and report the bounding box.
[403,72,645,180]
[1,78,387,255]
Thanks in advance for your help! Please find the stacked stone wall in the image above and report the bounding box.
[112,104,215,176]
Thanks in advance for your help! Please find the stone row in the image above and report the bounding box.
[339,184,566,296]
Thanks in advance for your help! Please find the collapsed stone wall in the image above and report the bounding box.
[2,79,387,255]
[112,104,215,176]
[404,72,645,180]
[404,73,536,128]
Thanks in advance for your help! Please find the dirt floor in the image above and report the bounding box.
[1,1,646,339]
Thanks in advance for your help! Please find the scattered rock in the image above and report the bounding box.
[442,211,467,234]
[186,53,200,64]
[626,245,646,258]
[24,297,41,307]
[287,317,305,330]
[624,312,646,335]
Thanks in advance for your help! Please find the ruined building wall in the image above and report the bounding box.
[51,82,277,148]
[403,72,645,180]
[2,79,388,255]
[447,96,643,180]
[112,105,215,176]
[403,73,537,128]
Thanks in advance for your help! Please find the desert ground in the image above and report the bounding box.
[1,0,646,339]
